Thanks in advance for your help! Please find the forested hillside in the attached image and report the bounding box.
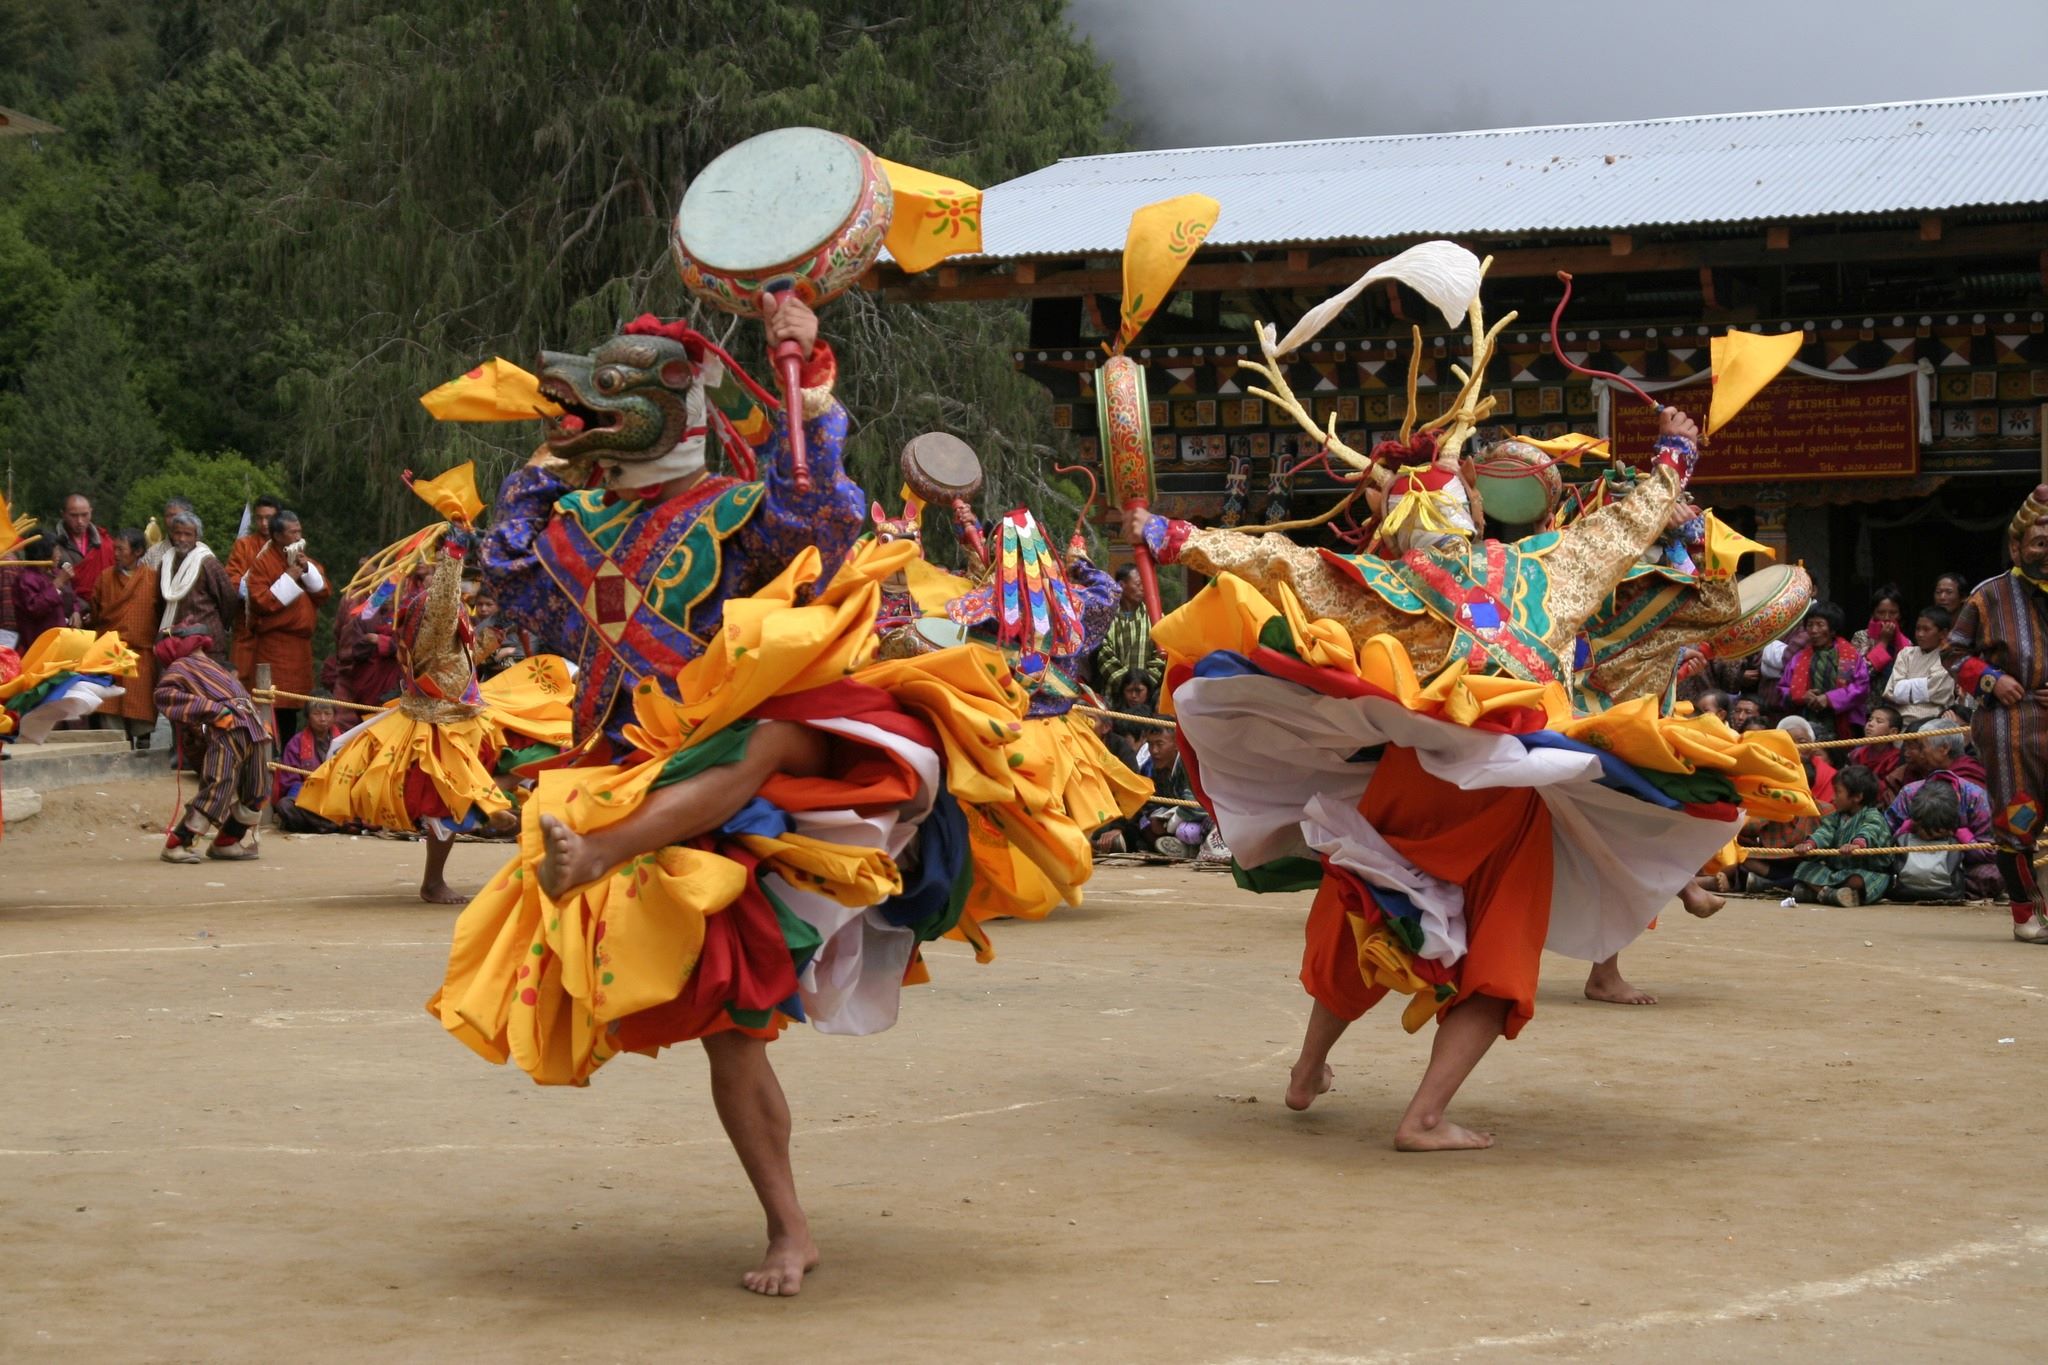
[0,0,1121,568]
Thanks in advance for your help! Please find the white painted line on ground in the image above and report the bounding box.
[1218,1226,2048,1364]
[1671,938,2045,999]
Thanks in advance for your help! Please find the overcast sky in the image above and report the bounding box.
[1069,0,2048,148]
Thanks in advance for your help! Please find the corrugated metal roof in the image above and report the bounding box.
[951,92,2048,262]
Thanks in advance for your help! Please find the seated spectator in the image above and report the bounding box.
[1132,730,1211,859]
[1733,716,1836,894]
[469,589,522,679]
[1931,570,1970,616]
[1728,693,1765,733]
[1890,771,1974,903]
[273,693,347,834]
[1887,720,2003,900]
[1756,640,1792,725]
[1883,606,1957,726]
[1693,688,1730,720]
[1792,763,1896,906]
[1854,583,1907,694]
[1775,601,1869,741]
[1851,702,1909,804]
[1106,670,1159,748]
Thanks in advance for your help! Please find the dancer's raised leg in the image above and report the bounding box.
[703,1030,818,1296]
[539,721,831,897]
[1392,993,1511,1151]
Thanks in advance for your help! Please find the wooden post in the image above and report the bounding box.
[253,661,275,828]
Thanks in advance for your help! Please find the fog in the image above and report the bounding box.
[1070,0,2048,147]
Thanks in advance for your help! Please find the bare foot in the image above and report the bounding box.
[1284,1060,1335,1111]
[740,1231,820,1297]
[1393,1116,1494,1151]
[537,814,606,899]
[419,880,468,905]
[1679,879,1726,918]
[1584,960,1657,1006]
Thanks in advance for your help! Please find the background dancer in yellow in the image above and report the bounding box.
[296,466,571,902]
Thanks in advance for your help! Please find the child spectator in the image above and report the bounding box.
[1132,729,1211,859]
[273,693,346,834]
[1851,703,1909,803]
[1883,606,1957,727]
[1693,689,1730,719]
[1791,764,1895,906]
[1734,717,1834,894]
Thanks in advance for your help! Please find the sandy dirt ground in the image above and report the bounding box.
[4,775,2048,1363]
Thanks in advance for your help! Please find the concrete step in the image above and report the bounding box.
[2,740,172,790]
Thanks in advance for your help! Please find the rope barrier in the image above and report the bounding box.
[253,687,387,715]
[1073,704,1176,730]
[1792,725,1968,752]
[1790,841,1991,858]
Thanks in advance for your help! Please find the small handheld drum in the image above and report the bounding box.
[878,617,971,661]
[901,432,984,505]
[1708,563,1813,662]
[902,432,987,571]
[673,127,894,492]
[1471,437,1564,530]
[1093,353,1162,620]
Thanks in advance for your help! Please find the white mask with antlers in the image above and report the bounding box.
[1239,241,1518,512]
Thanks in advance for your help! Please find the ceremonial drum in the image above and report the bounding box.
[1094,355,1154,512]
[878,617,971,661]
[1471,438,1565,529]
[673,127,893,315]
[900,432,985,505]
[1710,564,1814,661]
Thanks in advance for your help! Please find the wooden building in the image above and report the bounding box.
[874,93,2048,608]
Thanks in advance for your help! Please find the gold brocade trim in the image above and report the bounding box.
[801,382,836,420]
[399,693,487,724]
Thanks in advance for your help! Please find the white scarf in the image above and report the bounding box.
[159,543,215,634]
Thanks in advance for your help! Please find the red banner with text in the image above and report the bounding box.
[1611,372,1918,483]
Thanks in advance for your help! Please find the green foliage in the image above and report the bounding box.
[118,448,290,548]
[5,286,167,513]
[0,0,1124,583]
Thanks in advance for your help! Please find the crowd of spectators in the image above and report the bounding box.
[1689,574,1994,905]
[1,489,525,767]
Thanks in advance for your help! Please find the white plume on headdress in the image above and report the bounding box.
[1273,240,1484,356]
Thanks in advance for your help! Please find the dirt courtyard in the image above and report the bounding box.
[4,777,2047,1362]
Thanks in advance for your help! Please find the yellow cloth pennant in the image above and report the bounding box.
[1514,431,1610,464]
[409,461,487,527]
[419,357,564,423]
[876,158,984,273]
[1699,511,1773,580]
[1707,330,1803,436]
[0,489,34,558]
[1116,193,1221,353]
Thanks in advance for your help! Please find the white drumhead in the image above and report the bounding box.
[1737,563,1797,613]
[677,127,863,273]
[915,618,971,651]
